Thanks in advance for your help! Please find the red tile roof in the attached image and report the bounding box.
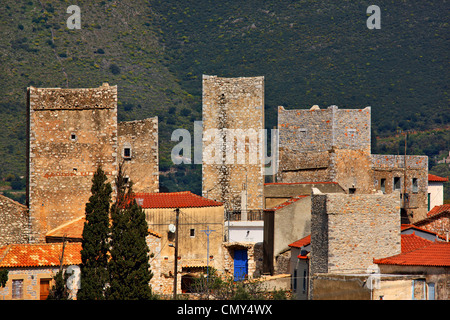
[265,195,308,211]
[427,204,450,217]
[0,243,82,268]
[288,235,311,248]
[133,191,223,209]
[374,241,450,267]
[428,174,449,182]
[401,233,433,253]
[401,224,444,239]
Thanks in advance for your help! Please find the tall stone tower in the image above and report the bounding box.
[27,84,118,243]
[202,75,265,212]
[118,117,159,193]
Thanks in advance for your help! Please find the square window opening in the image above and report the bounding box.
[123,147,131,159]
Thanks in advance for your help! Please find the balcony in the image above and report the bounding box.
[225,210,264,221]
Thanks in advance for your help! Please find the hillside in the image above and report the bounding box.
[0,0,449,198]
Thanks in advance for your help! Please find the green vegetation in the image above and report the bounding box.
[76,166,154,300]
[78,167,112,300]
[188,267,288,300]
[0,0,448,196]
[107,164,154,300]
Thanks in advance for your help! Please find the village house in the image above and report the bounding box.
[288,224,448,300]
[414,204,450,241]
[0,242,81,300]
[427,174,448,210]
[262,182,344,276]
[373,241,450,300]
[133,191,225,294]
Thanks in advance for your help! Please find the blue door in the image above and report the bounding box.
[428,283,435,300]
[234,249,248,281]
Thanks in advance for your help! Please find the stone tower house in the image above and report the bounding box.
[202,75,265,212]
[27,84,118,243]
[26,84,159,243]
[277,105,428,223]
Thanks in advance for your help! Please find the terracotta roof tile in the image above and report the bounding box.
[401,233,433,253]
[0,243,81,268]
[133,191,223,209]
[288,235,311,248]
[428,174,449,182]
[427,204,450,217]
[265,195,308,211]
[374,241,450,267]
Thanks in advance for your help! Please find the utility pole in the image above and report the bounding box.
[173,208,180,299]
[200,226,216,284]
[403,133,407,211]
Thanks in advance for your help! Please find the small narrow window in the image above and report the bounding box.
[70,133,77,141]
[394,177,401,191]
[124,147,131,158]
[412,178,418,193]
[12,279,23,299]
[349,188,356,194]
[380,179,386,193]
[190,228,195,237]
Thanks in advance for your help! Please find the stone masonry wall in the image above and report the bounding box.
[372,154,428,222]
[277,105,371,189]
[118,117,159,193]
[27,84,117,243]
[311,190,401,275]
[0,195,29,246]
[202,75,265,211]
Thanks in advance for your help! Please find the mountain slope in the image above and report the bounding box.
[0,0,448,196]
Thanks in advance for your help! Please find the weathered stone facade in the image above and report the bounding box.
[310,189,401,275]
[27,84,118,243]
[277,105,372,192]
[202,75,265,211]
[222,242,263,279]
[26,84,159,243]
[118,118,159,193]
[0,195,29,246]
[277,105,428,223]
[372,154,428,222]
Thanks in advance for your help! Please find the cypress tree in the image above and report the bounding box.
[77,166,112,300]
[107,164,153,300]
